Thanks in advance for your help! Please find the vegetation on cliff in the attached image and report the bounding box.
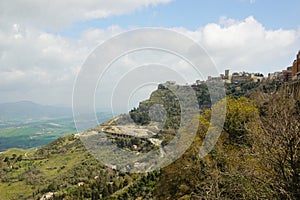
[0,80,299,199]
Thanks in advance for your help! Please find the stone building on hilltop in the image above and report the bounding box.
[292,50,300,80]
[278,50,300,82]
[220,69,264,84]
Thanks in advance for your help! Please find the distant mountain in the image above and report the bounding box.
[0,101,72,120]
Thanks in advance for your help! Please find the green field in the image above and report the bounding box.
[0,119,77,151]
[0,112,113,152]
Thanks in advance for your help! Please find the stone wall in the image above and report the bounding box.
[283,80,300,100]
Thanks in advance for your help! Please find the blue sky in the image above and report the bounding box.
[59,0,300,38]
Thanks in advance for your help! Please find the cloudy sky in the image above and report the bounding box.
[1,0,300,110]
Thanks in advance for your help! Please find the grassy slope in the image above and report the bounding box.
[0,133,151,200]
[0,82,269,199]
[0,134,91,199]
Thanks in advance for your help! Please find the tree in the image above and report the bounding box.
[252,93,300,199]
[3,157,9,162]
[11,154,17,160]
[16,155,22,162]
[223,96,259,144]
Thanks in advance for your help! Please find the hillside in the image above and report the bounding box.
[0,80,299,199]
[0,133,162,200]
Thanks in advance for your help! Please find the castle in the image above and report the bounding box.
[275,50,300,82]
[197,50,300,85]
[206,70,265,84]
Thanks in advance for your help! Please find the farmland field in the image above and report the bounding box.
[0,118,76,151]
[0,113,113,152]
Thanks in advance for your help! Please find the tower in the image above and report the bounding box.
[225,69,230,79]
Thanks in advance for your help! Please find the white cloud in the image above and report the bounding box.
[0,23,128,105]
[0,16,300,107]
[0,0,172,29]
[240,0,256,4]
[174,16,300,73]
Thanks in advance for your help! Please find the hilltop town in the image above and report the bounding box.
[205,50,300,84]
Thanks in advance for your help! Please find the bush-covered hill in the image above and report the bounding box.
[1,80,299,199]
[0,134,161,199]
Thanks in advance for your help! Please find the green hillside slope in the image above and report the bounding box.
[1,80,299,199]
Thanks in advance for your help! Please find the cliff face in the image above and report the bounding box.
[283,80,300,99]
